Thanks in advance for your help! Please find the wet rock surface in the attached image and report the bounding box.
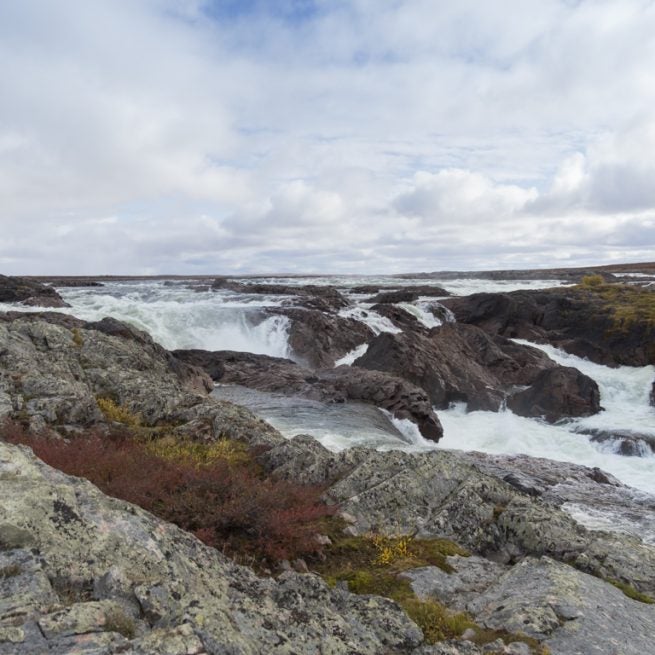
[174,350,443,441]
[0,275,69,308]
[353,323,558,411]
[506,367,601,422]
[211,279,350,311]
[267,307,374,368]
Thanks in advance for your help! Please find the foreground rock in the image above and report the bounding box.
[353,323,561,412]
[0,275,69,308]
[0,440,423,654]
[443,286,655,366]
[259,435,655,597]
[410,555,655,655]
[0,312,286,448]
[175,349,443,441]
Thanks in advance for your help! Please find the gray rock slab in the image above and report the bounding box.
[467,556,655,655]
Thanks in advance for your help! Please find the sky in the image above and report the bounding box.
[1,0,655,275]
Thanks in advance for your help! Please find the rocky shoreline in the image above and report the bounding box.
[1,274,654,654]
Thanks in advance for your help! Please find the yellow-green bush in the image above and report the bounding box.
[96,397,141,428]
[145,436,250,467]
[580,274,605,288]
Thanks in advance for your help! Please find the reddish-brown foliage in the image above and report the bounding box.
[1,420,334,564]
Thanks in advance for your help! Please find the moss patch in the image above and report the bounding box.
[607,578,655,604]
[574,282,655,330]
[314,533,549,653]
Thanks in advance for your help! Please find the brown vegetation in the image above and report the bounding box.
[1,419,334,565]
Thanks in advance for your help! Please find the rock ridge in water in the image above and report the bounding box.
[443,286,655,366]
[174,349,443,441]
[0,275,69,308]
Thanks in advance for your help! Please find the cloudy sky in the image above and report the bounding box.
[1,0,655,274]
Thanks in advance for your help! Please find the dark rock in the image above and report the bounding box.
[0,275,69,308]
[651,380,655,406]
[365,286,450,304]
[507,367,601,423]
[576,428,655,457]
[174,349,443,441]
[443,287,655,366]
[353,323,557,411]
[268,308,374,369]
[37,279,104,288]
[212,279,349,311]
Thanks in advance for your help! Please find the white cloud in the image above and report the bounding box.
[1,0,655,274]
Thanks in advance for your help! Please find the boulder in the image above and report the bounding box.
[0,275,69,308]
[466,556,655,655]
[353,323,557,411]
[507,367,601,423]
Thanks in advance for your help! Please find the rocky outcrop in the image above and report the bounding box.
[0,312,284,445]
[174,350,443,441]
[259,435,655,597]
[506,367,601,423]
[0,275,69,308]
[212,279,349,311]
[268,308,374,368]
[352,284,451,297]
[365,286,450,304]
[443,287,655,366]
[407,554,655,655]
[0,440,423,655]
[353,323,558,411]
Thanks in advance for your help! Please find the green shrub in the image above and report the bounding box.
[580,274,605,287]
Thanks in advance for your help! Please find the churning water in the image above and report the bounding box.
[2,275,654,497]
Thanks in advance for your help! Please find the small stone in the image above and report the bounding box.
[339,512,357,524]
[482,638,506,652]
[461,627,477,641]
[506,642,531,655]
[315,534,332,546]
[292,559,309,573]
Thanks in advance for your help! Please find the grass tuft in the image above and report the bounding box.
[104,606,136,639]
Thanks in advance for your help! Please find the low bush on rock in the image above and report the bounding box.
[314,530,550,653]
[1,420,334,565]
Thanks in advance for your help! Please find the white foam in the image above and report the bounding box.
[335,343,369,366]
[338,306,402,334]
[396,302,442,328]
[438,402,655,494]
[512,340,655,439]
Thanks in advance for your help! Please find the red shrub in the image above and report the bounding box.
[1,420,334,564]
